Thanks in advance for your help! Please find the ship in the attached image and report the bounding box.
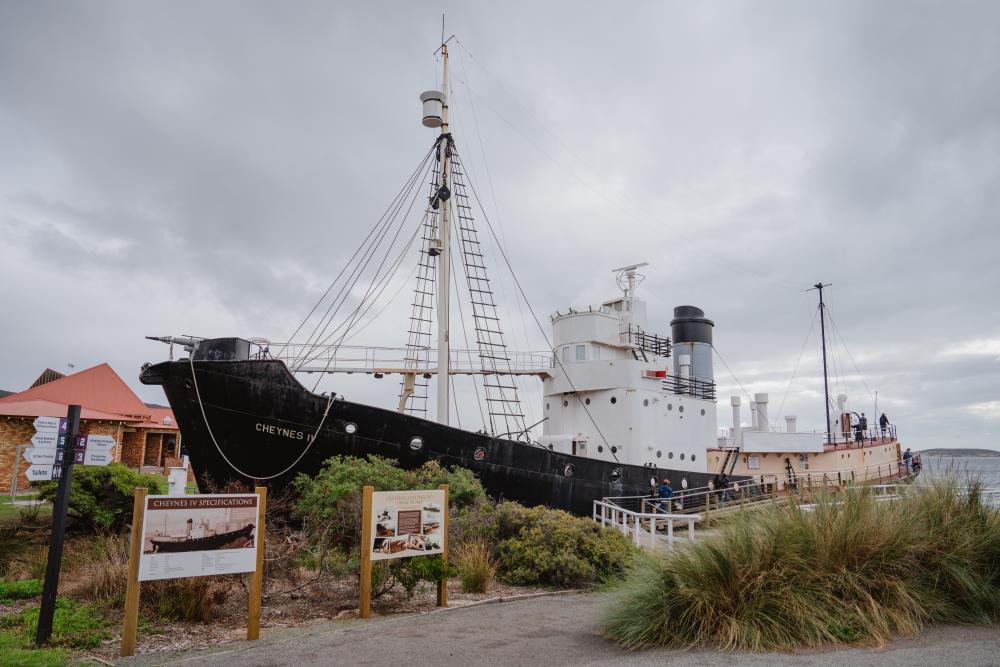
[140,39,908,517]
[148,523,255,553]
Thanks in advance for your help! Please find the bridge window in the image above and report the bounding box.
[576,345,586,361]
[562,347,570,362]
[592,346,601,360]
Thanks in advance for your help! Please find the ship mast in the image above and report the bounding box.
[809,282,833,442]
[435,41,452,426]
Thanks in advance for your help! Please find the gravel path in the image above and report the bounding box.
[118,591,1000,666]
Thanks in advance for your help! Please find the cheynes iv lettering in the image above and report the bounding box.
[255,422,315,442]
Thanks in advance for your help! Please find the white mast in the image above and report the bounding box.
[436,43,451,425]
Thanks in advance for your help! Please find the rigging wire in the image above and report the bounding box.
[712,345,777,431]
[826,305,878,405]
[452,52,543,433]
[774,306,819,423]
[450,239,489,431]
[459,161,619,460]
[296,154,433,366]
[280,143,436,360]
[453,39,801,293]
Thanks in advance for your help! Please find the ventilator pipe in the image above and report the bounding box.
[731,396,742,446]
[750,401,758,431]
[785,415,797,433]
[755,393,769,431]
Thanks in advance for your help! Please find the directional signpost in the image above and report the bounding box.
[33,407,117,646]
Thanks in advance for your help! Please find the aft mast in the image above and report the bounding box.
[435,42,452,426]
[808,282,833,442]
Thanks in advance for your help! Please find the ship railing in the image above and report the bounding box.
[825,425,898,448]
[262,343,553,375]
[620,324,672,358]
[592,499,700,551]
[661,374,716,400]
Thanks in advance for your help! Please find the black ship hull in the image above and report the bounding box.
[150,524,254,553]
[140,345,720,516]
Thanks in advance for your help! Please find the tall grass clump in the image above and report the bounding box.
[453,539,497,593]
[603,478,1000,651]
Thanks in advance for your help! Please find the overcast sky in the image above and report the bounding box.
[1,1,998,451]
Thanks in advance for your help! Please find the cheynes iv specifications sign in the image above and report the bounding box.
[138,494,260,581]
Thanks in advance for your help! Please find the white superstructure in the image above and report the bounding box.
[538,265,717,473]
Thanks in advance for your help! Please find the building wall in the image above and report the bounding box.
[0,418,37,494]
[121,430,147,469]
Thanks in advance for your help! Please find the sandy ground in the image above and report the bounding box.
[114,592,1000,667]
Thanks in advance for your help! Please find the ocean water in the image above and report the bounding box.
[919,455,1000,489]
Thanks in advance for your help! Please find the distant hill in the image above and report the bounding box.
[920,448,1000,458]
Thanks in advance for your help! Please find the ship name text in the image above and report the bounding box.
[255,422,315,442]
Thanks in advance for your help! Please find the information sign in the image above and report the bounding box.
[368,489,446,561]
[137,494,261,581]
[26,465,55,482]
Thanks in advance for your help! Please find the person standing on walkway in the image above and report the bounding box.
[902,447,913,473]
[657,478,674,512]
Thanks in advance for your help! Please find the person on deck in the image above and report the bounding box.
[902,447,913,473]
[880,413,890,437]
[657,478,674,512]
[860,413,869,442]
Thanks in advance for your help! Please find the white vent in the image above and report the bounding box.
[163,416,173,426]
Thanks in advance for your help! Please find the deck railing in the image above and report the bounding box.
[592,499,700,551]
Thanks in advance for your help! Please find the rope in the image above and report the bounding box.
[460,166,619,461]
[712,345,777,431]
[774,307,819,422]
[188,354,334,481]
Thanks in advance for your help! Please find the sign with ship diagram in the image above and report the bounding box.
[368,489,446,561]
[137,494,261,581]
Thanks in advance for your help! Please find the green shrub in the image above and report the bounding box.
[0,598,110,649]
[0,579,43,602]
[293,455,487,553]
[453,539,496,593]
[34,464,164,531]
[492,503,636,588]
[603,479,1000,651]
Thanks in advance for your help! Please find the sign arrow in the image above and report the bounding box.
[82,450,113,466]
[31,432,61,449]
[26,465,55,481]
[83,435,116,451]
[24,447,59,466]
[33,417,66,432]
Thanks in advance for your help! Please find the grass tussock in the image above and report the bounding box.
[453,539,497,593]
[603,478,1000,651]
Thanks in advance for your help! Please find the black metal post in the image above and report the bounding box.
[813,283,833,443]
[35,404,80,646]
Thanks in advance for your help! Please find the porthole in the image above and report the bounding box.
[585,397,591,405]
[409,436,423,451]
[678,405,684,413]
[667,403,673,411]
[668,452,674,459]
[700,409,706,416]
[610,468,622,483]
[681,478,689,489]
[563,464,575,478]
[546,402,550,411]
[598,445,604,453]
[184,379,193,390]
[649,477,658,488]
[344,422,358,435]
[691,454,696,462]
[563,399,569,407]
[610,396,617,404]
[473,447,487,461]
[643,399,649,407]
[610,446,618,454]
[680,453,685,461]
[656,450,662,458]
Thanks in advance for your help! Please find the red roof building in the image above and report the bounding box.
[0,364,182,492]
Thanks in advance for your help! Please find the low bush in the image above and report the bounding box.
[64,532,129,607]
[34,464,164,532]
[453,539,496,593]
[603,479,1000,651]
[0,578,42,602]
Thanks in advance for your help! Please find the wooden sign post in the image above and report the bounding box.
[359,484,449,618]
[121,487,267,657]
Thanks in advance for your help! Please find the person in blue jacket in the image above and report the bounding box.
[657,478,674,512]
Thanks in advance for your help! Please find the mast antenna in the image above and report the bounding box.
[807,282,833,442]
